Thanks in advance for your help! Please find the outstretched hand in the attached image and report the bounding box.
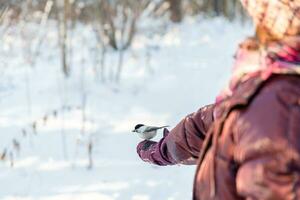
[137,128,169,151]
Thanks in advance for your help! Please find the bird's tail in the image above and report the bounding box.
[158,126,169,129]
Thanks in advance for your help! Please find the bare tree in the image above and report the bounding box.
[93,0,151,83]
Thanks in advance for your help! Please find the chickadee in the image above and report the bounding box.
[132,124,169,140]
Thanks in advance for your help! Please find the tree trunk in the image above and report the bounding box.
[166,0,182,23]
[213,0,220,16]
[57,0,69,77]
[62,0,69,76]
[115,48,124,83]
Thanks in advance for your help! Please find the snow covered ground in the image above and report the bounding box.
[0,16,252,200]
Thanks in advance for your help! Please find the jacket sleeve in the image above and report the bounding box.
[137,104,215,166]
[234,79,300,200]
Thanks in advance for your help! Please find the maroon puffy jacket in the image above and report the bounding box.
[137,73,300,200]
[137,36,300,199]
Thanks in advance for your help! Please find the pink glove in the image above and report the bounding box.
[136,128,175,166]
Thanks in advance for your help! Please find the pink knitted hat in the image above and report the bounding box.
[240,0,300,39]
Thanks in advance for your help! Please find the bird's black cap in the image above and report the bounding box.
[134,124,144,130]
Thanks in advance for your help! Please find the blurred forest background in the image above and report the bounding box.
[0,1,251,200]
[0,0,247,79]
[0,0,248,166]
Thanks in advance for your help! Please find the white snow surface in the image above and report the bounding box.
[0,16,252,200]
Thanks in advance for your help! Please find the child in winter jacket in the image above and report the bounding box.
[137,0,300,200]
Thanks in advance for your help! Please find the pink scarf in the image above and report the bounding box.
[217,36,300,103]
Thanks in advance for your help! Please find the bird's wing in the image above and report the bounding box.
[145,126,169,132]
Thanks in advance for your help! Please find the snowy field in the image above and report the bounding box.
[0,16,252,200]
